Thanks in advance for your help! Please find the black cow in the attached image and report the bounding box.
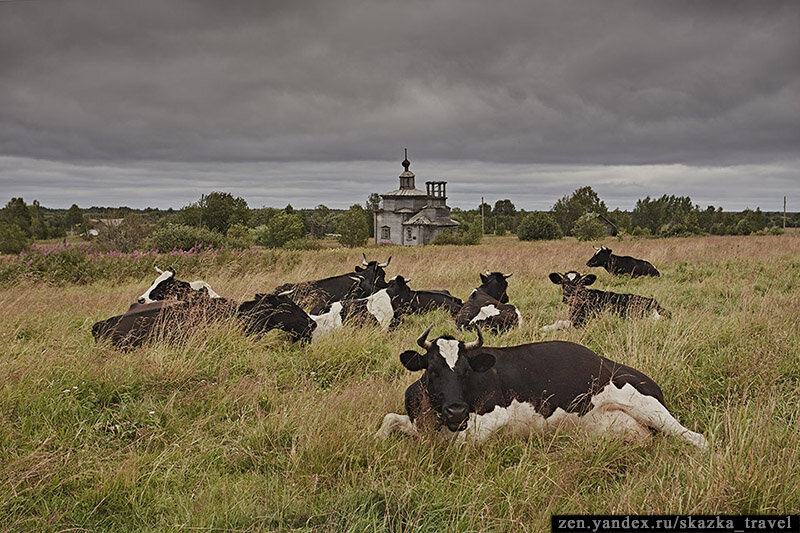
[375,326,708,449]
[386,276,463,317]
[137,266,223,304]
[543,271,668,330]
[237,291,316,343]
[586,246,660,277]
[274,254,391,314]
[455,272,519,332]
[92,299,235,349]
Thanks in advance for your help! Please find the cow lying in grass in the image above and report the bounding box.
[386,276,463,318]
[586,246,660,277]
[542,271,668,331]
[137,266,223,304]
[455,272,520,332]
[375,326,707,449]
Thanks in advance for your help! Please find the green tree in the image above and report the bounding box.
[225,223,254,249]
[517,212,563,241]
[338,205,370,247]
[551,186,607,235]
[254,212,305,248]
[309,205,334,238]
[66,204,84,230]
[191,192,249,233]
[0,222,31,253]
[2,198,32,235]
[28,200,49,239]
[94,213,153,252]
[147,223,226,251]
[573,213,608,241]
[365,193,381,237]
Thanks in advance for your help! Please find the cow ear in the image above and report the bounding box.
[400,350,427,371]
[355,265,364,272]
[548,272,563,285]
[468,352,496,373]
[480,273,489,283]
[581,274,597,286]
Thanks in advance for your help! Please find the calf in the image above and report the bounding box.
[137,266,223,304]
[274,254,391,314]
[586,246,660,277]
[543,271,668,330]
[386,276,463,317]
[375,326,707,449]
[455,272,520,332]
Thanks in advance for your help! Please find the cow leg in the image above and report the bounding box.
[592,383,709,450]
[374,413,418,439]
[540,319,572,331]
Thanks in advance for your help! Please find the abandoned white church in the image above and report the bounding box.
[373,151,459,246]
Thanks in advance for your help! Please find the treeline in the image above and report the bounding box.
[1,188,796,254]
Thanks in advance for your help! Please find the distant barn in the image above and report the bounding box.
[373,150,459,246]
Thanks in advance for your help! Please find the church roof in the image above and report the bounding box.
[382,188,428,197]
[403,212,460,227]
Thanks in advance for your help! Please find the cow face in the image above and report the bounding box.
[399,326,495,432]
[477,271,512,303]
[385,275,413,305]
[138,266,192,304]
[586,246,612,267]
[549,271,596,302]
[355,254,391,292]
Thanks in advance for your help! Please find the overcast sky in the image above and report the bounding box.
[1,0,798,211]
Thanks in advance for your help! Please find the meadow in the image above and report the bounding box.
[1,234,798,532]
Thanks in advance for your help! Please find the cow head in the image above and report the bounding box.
[385,275,414,305]
[477,271,512,303]
[138,266,192,304]
[586,246,612,267]
[236,290,315,342]
[548,271,597,302]
[354,254,391,293]
[399,325,495,432]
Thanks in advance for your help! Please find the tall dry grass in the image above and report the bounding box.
[0,234,798,531]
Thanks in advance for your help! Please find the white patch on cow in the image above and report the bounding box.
[588,382,708,449]
[366,289,393,330]
[540,319,572,332]
[188,280,221,299]
[436,338,461,370]
[309,302,343,342]
[470,304,500,325]
[566,272,578,281]
[374,413,418,439]
[138,270,174,303]
[652,309,662,320]
[515,308,523,326]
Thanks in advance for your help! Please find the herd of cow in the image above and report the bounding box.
[91,245,708,450]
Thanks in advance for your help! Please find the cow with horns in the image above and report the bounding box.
[542,271,668,331]
[386,275,464,318]
[455,272,520,332]
[137,266,223,304]
[375,326,708,449]
[586,246,660,277]
[273,254,391,314]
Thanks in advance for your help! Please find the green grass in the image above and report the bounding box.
[1,235,799,531]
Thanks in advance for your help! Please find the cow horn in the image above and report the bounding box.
[154,266,164,274]
[379,256,392,268]
[484,270,491,276]
[503,272,513,279]
[593,245,601,251]
[169,266,176,274]
[464,327,483,350]
[277,289,294,297]
[362,253,369,266]
[417,324,434,349]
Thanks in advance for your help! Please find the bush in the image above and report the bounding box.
[494,223,507,236]
[735,219,753,236]
[337,205,369,247]
[254,213,305,248]
[432,224,482,246]
[283,237,322,250]
[0,222,32,254]
[225,223,253,249]
[93,214,153,253]
[147,223,226,252]
[517,213,562,241]
[769,226,784,235]
[572,214,608,242]
[631,226,652,237]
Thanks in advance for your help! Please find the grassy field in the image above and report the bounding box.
[1,234,799,531]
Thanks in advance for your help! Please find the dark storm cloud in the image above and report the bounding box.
[0,0,798,209]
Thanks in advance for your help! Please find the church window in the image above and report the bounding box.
[380,226,391,240]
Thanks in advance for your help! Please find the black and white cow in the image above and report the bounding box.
[236,291,316,343]
[92,299,235,349]
[274,255,391,314]
[542,271,668,330]
[455,272,520,332]
[586,246,660,277]
[386,276,464,317]
[137,266,223,304]
[375,326,707,449]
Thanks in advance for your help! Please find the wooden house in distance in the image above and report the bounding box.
[373,151,459,246]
